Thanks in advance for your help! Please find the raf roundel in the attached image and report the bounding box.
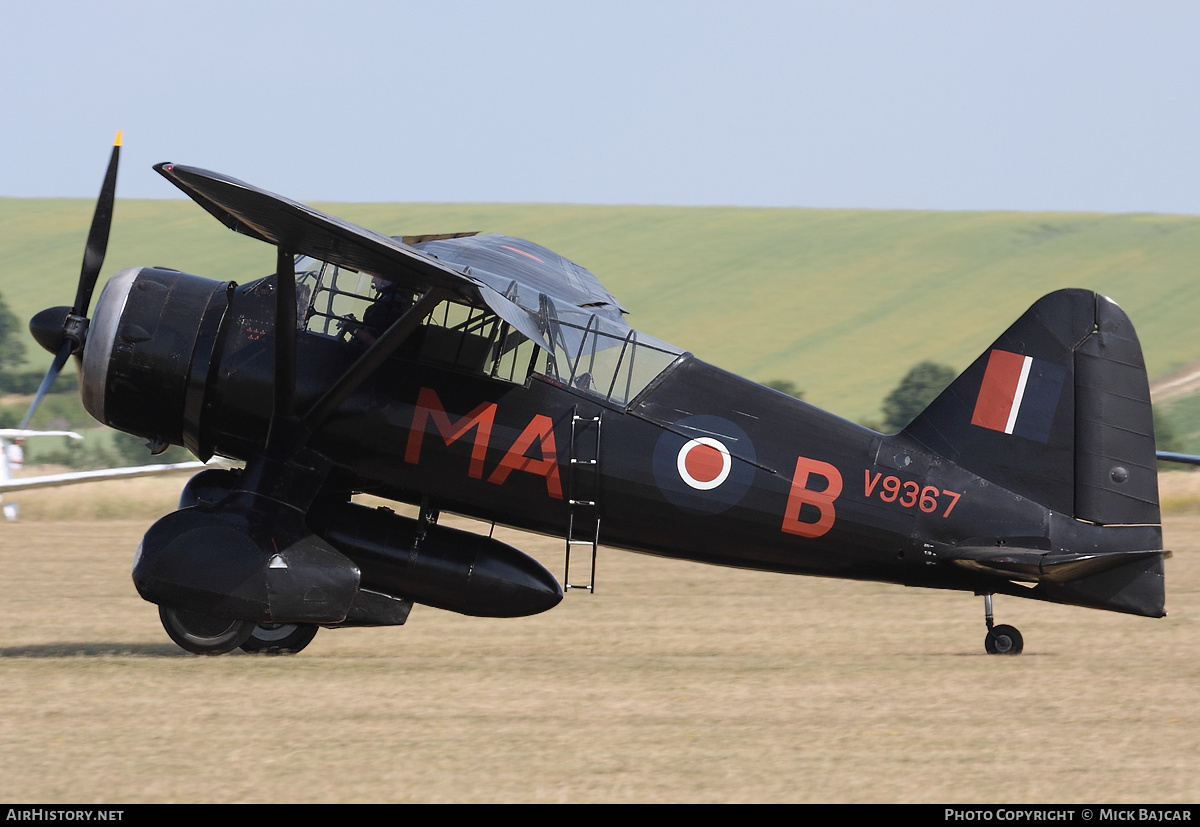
[651,415,756,514]
[676,437,732,490]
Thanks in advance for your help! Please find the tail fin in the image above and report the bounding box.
[903,289,1159,526]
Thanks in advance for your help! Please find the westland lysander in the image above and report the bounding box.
[23,137,1180,655]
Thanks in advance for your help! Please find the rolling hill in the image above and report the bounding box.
[3,195,1198,435]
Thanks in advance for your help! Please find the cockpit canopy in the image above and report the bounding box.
[294,245,683,407]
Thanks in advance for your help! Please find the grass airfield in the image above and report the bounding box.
[0,478,1197,804]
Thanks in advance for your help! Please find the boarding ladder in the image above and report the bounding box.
[564,407,602,592]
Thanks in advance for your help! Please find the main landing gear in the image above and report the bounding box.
[239,622,319,655]
[159,605,254,655]
[158,606,320,655]
[981,594,1023,655]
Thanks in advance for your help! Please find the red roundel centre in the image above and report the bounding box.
[684,443,725,484]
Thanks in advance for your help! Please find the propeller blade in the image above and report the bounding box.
[72,131,122,318]
[17,341,73,430]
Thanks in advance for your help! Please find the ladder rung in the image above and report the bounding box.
[565,405,601,593]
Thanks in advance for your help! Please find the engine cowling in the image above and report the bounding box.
[81,266,234,455]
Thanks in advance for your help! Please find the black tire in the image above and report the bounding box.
[984,624,1024,655]
[159,605,255,655]
[239,623,319,655]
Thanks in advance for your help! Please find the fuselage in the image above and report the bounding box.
[79,256,1162,612]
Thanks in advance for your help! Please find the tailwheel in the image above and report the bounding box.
[980,593,1024,655]
[984,624,1024,655]
[239,623,319,655]
[159,605,255,655]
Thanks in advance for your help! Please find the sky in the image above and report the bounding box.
[3,0,1199,213]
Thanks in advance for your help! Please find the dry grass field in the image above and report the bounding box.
[0,476,1197,803]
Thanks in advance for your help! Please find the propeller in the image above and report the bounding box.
[22,132,122,429]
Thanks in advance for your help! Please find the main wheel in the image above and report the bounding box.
[159,605,255,655]
[984,624,1024,655]
[239,623,319,655]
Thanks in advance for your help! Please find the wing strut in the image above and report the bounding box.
[266,247,299,457]
[301,288,445,433]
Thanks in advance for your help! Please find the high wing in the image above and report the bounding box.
[153,164,628,350]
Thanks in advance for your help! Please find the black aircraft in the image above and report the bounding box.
[23,137,1192,656]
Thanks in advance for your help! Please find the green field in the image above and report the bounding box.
[3,196,1199,436]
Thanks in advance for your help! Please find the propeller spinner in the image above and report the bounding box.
[24,132,122,429]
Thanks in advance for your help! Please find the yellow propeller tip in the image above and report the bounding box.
[114,130,123,147]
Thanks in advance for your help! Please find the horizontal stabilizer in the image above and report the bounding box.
[945,545,1169,617]
[945,546,1170,584]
